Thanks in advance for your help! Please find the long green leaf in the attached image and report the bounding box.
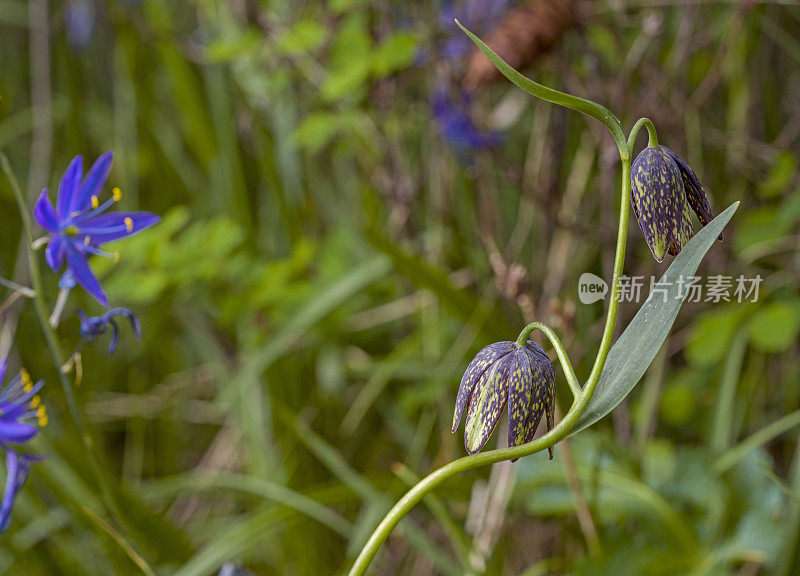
[574,202,739,433]
[714,409,800,474]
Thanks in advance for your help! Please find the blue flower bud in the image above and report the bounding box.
[77,307,142,354]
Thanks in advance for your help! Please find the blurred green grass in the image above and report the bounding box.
[0,1,799,575]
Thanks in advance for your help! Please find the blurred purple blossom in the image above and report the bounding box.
[438,0,512,62]
[433,87,503,151]
[64,0,95,48]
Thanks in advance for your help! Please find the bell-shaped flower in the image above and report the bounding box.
[630,145,717,262]
[77,307,142,354]
[34,152,159,306]
[452,341,555,455]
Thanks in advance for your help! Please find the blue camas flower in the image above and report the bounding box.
[64,0,95,48]
[452,341,555,455]
[78,307,142,354]
[0,360,46,445]
[0,451,39,532]
[433,88,503,151]
[438,0,511,61]
[34,153,160,306]
[0,358,46,532]
[630,145,717,262]
[218,564,254,576]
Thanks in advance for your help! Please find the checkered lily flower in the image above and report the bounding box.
[630,145,718,262]
[452,341,555,456]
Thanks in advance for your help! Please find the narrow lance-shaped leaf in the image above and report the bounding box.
[573,202,739,434]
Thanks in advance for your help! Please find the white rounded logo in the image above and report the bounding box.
[578,273,608,304]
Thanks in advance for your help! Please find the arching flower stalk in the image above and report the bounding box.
[346,22,732,576]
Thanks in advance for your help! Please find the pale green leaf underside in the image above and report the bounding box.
[573,201,739,434]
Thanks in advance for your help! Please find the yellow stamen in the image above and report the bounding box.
[113,251,120,263]
[84,235,91,246]
[91,195,99,209]
[64,225,78,236]
[124,217,133,232]
[21,369,32,392]
[30,395,41,409]
[112,187,122,201]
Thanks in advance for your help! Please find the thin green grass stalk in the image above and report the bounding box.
[714,409,800,474]
[711,330,748,452]
[633,339,669,458]
[1,151,156,576]
[138,472,353,537]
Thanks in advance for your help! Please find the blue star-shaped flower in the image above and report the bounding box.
[34,152,160,306]
[0,357,46,533]
[0,359,46,445]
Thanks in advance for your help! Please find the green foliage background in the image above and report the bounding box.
[0,1,799,574]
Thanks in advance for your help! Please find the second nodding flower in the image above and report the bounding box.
[452,341,556,456]
[630,145,718,263]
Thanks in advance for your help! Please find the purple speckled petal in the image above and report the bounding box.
[464,354,511,454]
[452,341,514,432]
[668,188,695,256]
[507,346,533,448]
[630,147,685,262]
[522,345,556,458]
[660,146,717,232]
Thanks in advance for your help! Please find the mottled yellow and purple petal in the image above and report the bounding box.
[507,346,533,448]
[452,341,514,432]
[630,146,684,262]
[521,344,556,457]
[464,355,511,454]
[661,145,721,241]
[668,191,695,256]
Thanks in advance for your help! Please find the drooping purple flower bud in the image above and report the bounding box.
[77,307,142,354]
[630,145,718,262]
